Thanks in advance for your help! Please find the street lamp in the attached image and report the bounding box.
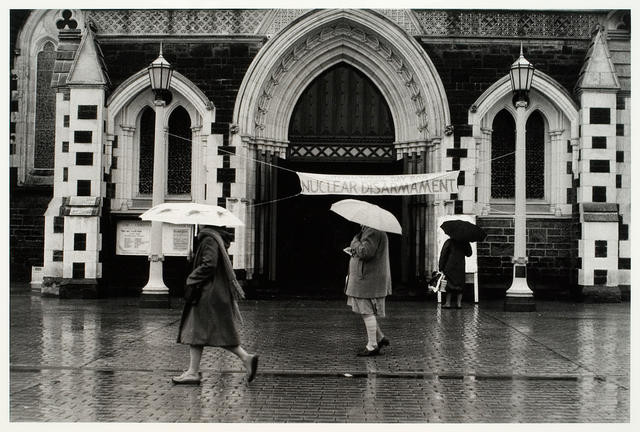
[141,44,173,308]
[147,43,173,104]
[504,44,536,312]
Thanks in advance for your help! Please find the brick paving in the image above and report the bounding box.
[9,291,630,422]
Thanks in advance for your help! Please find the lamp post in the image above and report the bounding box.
[504,44,536,312]
[140,44,173,308]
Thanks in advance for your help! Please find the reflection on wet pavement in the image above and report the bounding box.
[10,294,630,422]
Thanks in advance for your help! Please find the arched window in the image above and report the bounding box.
[491,110,515,199]
[167,106,192,195]
[526,110,545,199]
[138,107,155,195]
[33,42,56,169]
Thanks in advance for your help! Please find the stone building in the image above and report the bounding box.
[9,9,631,301]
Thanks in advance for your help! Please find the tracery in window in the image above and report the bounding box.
[167,106,192,195]
[491,109,515,199]
[33,42,56,169]
[138,107,155,195]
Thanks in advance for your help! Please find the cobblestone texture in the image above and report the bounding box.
[9,293,630,422]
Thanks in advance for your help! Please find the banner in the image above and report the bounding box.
[297,171,459,196]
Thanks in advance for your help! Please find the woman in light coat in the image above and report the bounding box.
[172,225,258,385]
[344,225,392,356]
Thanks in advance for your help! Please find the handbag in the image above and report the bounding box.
[427,271,445,293]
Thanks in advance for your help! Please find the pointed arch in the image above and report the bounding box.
[469,71,579,138]
[13,10,78,184]
[470,71,579,217]
[107,69,214,130]
[107,70,214,209]
[233,9,449,148]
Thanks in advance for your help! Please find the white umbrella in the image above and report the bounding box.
[139,202,244,227]
[330,199,402,234]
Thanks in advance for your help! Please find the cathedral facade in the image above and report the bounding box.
[9,9,631,301]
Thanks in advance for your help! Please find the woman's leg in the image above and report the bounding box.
[362,314,378,351]
[376,323,385,342]
[444,292,452,307]
[224,345,259,382]
[223,345,251,363]
[456,293,463,308]
[172,345,203,383]
[187,345,203,375]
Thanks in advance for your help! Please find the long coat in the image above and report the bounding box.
[438,238,472,289]
[177,227,240,347]
[345,226,392,299]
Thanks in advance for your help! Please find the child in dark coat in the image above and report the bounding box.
[438,238,472,309]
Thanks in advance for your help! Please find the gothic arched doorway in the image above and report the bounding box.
[273,63,402,297]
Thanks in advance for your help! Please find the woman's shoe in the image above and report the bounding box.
[171,371,202,385]
[377,337,390,349]
[356,346,380,357]
[246,355,259,383]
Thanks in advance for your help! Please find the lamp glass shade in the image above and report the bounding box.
[509,56,535,93]
[147,55,173,91]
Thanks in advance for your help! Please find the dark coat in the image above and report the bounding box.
[438,238,472,289]
[177,227,240,347]
[345,226,392,299]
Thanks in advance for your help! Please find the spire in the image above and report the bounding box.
[575,27,620,92]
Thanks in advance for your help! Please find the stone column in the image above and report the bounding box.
[140,99,169,308]
[504,101,535,311]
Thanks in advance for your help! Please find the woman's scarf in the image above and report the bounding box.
[206,228,246,324]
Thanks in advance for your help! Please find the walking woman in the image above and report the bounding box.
[172,225,258,384]
[344,225,392,356]
[438,237,472,309]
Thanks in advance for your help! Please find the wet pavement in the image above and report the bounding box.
[9,290,630,423]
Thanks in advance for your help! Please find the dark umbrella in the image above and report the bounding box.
[440,219,486,242]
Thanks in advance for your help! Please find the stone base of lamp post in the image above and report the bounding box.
[139,291,171,308]
[139,255,170,308]
[504,263,536,312]
[504,295,536,312]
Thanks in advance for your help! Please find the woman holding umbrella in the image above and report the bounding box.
[438,237,472,309]
[438,219,486,309]
[139,204,258,384]
[331,199,399,357]
[172,224,259,385]
[344,224,392,356]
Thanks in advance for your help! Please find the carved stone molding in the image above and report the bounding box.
[254,20,430,139]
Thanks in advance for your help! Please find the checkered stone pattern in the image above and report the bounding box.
[615,94,631,296]
[10,294,629,422]
[443,125,474,215]
[576,93,620,293]
[42,25,107,293]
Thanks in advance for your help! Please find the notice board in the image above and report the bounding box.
[116,220,193,257]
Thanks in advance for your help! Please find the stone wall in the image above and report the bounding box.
[422,40,590,126]
[476,217,574,296]
[99,41,262,125]
[10,186,52,281]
